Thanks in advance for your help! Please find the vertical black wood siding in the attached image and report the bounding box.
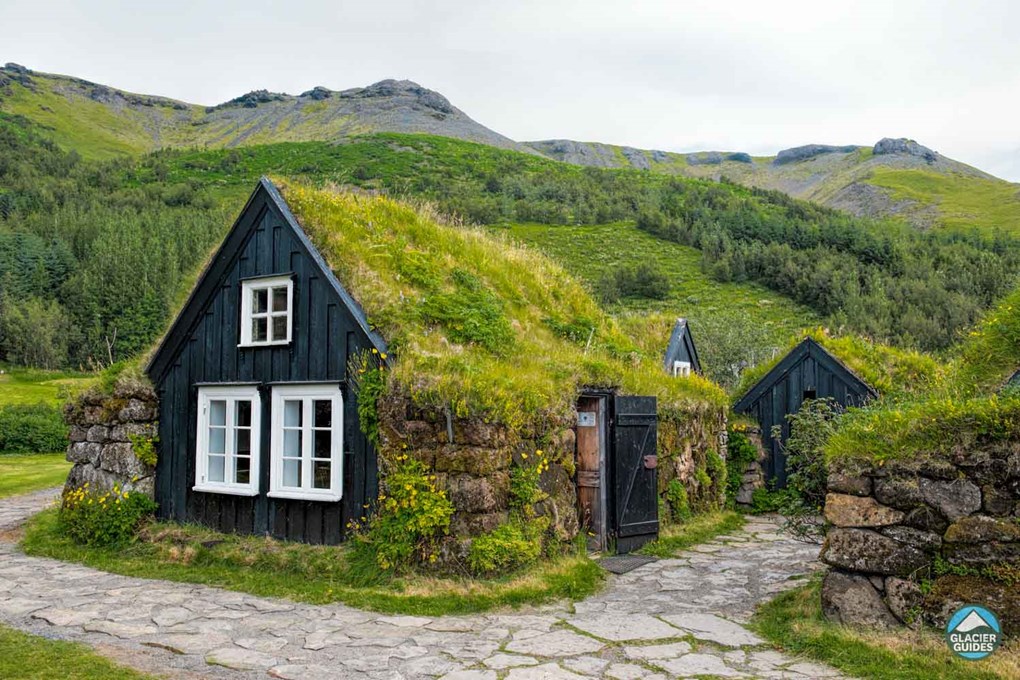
[735,340,873,487]
[154,195,377,544]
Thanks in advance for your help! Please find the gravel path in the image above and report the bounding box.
[0,488,843,679]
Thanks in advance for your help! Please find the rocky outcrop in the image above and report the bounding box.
[63,382,158,498]
[820,445,1020,633]
[873,137,938,163]
[773,144,859,165]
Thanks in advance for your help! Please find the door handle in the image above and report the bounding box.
[643,455,657,469]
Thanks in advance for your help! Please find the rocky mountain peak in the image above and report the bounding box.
[873,138,938,163]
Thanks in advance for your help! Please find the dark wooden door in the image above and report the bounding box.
[612,395,659,553]
[575,395,606,550]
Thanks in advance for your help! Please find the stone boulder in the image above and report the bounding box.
[773,144,859,165]
[827,471,871,497]
[821,570,898,627]
[821,528,929,576]
[824,493,904,527]
[918,477,981,521]
[873,138,938,162]
[873,477,924,510]
[884,577,923,626]
[944,515,1020,544]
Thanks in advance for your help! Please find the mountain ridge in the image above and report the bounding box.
[3,61,1019,233]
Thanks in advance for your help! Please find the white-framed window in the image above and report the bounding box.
[269,384,343,502]
[194,385,261,496]
[239,275,293,347]
[672,360,692,377]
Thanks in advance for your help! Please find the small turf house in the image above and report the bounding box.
[663,318,701,377]
[146,179,388,544]
[145,178,730,551]
[733,337,876,487]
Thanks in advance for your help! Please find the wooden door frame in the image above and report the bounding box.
[575,391,611,551]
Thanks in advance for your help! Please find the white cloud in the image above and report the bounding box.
[3,0,1019,179]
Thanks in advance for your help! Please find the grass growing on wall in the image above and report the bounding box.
[281,181,728,432]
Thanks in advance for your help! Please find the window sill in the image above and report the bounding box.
[267,489,342,503]
[238,341,291,349]
[193,484,259,497]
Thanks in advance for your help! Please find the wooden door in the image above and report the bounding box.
[612,395,659,553]
[575,395,606,551]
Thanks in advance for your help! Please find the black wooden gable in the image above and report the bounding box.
[732,337,876,487]
[733,337,876,414]
[663,318,702,375]
[146,177,387,385]
[145,177,388,544]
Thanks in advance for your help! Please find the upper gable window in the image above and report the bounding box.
[240,275,293,347]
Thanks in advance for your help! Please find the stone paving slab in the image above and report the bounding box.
[0,488,846,678]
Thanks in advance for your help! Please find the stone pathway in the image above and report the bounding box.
[0,487,60,532]
[0,489,844,679]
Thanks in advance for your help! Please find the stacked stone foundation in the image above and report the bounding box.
[63,383,158,498]
[820,445,1020,635]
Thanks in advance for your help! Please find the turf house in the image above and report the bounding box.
[64,178,729,559]
[733,337,877,487]
[663,318,702,377]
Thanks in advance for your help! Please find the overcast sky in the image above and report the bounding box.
[5,0,1020,180]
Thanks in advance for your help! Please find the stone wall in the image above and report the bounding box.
[735,428,767,506]
[63,383,158,498]
[657,407,729,512]
[377,394,579,549]
[820,446,1020,634]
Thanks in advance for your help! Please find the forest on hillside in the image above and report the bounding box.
[1,116,1019,375]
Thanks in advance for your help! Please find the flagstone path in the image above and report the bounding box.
[0,489,844,679]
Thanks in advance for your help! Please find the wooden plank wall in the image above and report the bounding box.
[154,197,378,544]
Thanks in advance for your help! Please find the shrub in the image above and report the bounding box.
[0,403,68,454]
[780,398,842,511]
[509,449,549,515]
[467,518,546,575]
[58,484,157,547]
[597,263,671,303]
[664,479,691,523]
[128,432,158,467]
[349,350,388,448]
[352,456,454,572]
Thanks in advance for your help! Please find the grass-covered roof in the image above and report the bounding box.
[279,180,726,429]
[732,328,944,404]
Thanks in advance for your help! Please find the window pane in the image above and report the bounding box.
[283,428,301,457]
[252,317,268,342]
[209,400,226,426]
[236,400,251,427]
[236,428,251,456]
[253,288,268,314]
[208,454,225,482]
[314,428,332,459]
[271,315,288,341]
[235,456,250,485]
[314,400,332,428]
[313,460,331,489]
[284,400,302,427]
[208,427,226,455]
[272,286,288,312]
[283,459,301,487]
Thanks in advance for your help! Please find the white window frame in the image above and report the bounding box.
[194,385,261,496]
[239,275,294,347]
[269,384,344,502]
[672,360,692,377]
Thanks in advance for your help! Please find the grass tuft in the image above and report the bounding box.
[637,511,745,558]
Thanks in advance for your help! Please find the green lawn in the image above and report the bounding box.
[0,365,90,407]
[0,624,152,679]
[22,509,605,617]
[638,511,746,558]
[0,454,69,498]
[753,578,1019,679]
